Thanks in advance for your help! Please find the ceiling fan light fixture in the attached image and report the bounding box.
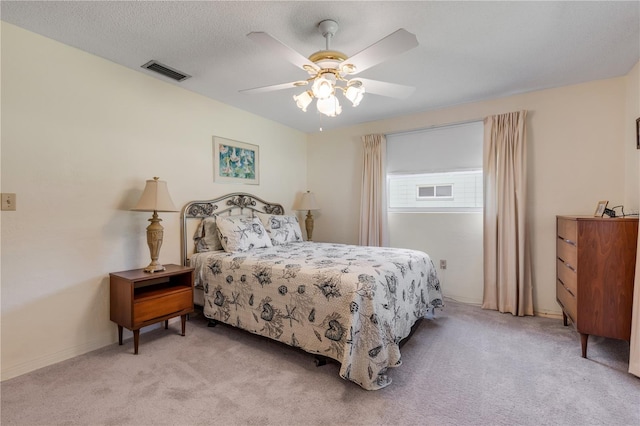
[244,20,418,120]
[293,91,313,112]
[317,95,342,117]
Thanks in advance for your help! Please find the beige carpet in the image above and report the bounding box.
[1,299,639,425]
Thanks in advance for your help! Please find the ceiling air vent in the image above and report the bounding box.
[141,60,191,82]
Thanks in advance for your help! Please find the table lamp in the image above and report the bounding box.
[132,177,178,272]
[296,191,320,241]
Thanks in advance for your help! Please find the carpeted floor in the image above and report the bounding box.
[1,299,639,425]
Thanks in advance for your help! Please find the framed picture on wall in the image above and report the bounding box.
[594,200,608,217]
[213,136,259,185]
[636,117,640,149]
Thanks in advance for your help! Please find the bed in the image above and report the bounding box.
[181,193,443,390]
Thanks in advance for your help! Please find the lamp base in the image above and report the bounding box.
[143,211,166,273]
[305,210,314,241]
[143,261,165,273]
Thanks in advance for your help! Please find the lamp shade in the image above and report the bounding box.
[132,177,178,212]
[297,191,319,211]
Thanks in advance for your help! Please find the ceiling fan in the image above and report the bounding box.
[240,19,418,117]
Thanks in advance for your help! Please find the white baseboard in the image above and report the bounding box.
[1,318,181,382]
[444,295,563,319]
[1,336,112,381]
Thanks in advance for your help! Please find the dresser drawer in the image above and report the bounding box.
[556,279,577,323]
[557,218,577,243]
[134,289,192,325]
[557,238,577,270]
[556,258,577,296]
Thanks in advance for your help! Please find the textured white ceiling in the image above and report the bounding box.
[2,1,639,133]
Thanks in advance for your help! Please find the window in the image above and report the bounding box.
[386,121,483,213]
[417,184,453,200]
[388,170,482,211]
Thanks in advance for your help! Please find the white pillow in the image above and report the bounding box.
[193,217,223,252]
[256,212,304,245]
[216,216,273,252]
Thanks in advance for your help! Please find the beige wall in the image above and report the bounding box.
[0,23,308,380]
[308,70,635,316]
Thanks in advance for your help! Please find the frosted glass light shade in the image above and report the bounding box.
[345,82,365,107]
[293,91,313,112]
[316,95,342,117]
[311,73,336,99]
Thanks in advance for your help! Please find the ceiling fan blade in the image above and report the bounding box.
[247,32,319,73]
[344,29,418,75]
[356,78,415,99]
[240,81,307,94]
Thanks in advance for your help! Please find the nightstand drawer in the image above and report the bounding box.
[134,289,192,324]
[557,279,577,322]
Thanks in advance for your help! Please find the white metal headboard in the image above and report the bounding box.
[180,192,285,266]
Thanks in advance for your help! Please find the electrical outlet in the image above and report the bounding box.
[1,193,16,211]
[440,259,447,270]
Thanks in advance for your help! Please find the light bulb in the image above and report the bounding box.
[311,73,336,99]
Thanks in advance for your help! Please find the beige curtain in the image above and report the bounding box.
[483,111,533,316]
[630,178,640,377]
[359,134,387,247]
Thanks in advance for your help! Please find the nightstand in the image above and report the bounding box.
[109,264,194,354]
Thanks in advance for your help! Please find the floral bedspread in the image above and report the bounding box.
[190,242,442,390]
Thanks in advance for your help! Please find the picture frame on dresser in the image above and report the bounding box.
[212,136,259,185]
[593,200,608,217]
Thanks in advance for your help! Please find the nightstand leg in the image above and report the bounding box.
[181,315,186,336]
[562,312,568,326]
[118,325,123,345]
[133,329,140,355]
[580,333,589,358]
[164,320,169,329]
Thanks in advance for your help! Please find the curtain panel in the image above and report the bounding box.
[359,134,387,247]
[483,110,534,316]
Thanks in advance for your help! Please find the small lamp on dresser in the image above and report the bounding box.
[132,177,179,273]
[296,191,320,241]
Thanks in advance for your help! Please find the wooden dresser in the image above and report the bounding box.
[556,215,638,358]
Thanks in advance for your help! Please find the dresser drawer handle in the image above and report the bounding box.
[558,258,576,272]
[558,278,575,297]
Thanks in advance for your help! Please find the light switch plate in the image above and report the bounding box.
[1,193,16,211]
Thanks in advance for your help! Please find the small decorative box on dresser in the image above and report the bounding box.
[556,216,638,358]
[109,264,194,354]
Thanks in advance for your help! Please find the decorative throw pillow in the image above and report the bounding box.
[193,217,223,252]
[256,212,304,245]
[216,216,273,252]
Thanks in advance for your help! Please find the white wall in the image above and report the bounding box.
[308,71,635,316]
[0,23,308,380]
[388,212,483,304]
